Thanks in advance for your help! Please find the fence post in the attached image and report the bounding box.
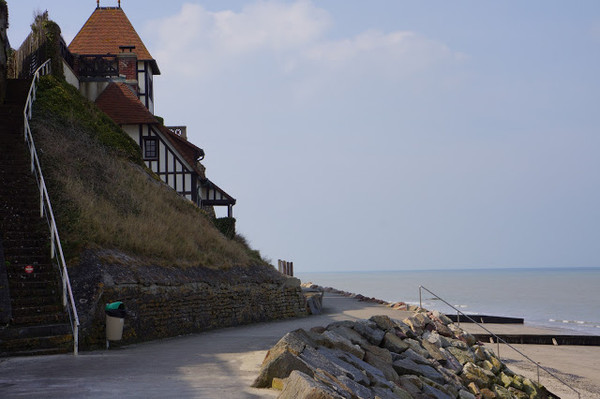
[278,259,295,276]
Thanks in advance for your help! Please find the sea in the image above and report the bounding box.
[296,267,600,336]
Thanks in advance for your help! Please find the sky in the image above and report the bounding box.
[6,1,600,272]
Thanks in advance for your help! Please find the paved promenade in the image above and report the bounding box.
[0,293,411,398]
[1,293,599,398]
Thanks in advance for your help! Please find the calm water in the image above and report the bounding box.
[296,268,600,335]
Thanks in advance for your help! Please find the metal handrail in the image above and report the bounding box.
[23,59,80,355]
[418,285,580,399]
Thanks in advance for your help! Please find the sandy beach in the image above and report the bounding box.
[488,343,600,399]
[455,322,600,398]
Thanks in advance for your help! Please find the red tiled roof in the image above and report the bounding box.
[96,83,158,125]
[69,7,159,74]
[157,124,206,178]
[95,83,205,177]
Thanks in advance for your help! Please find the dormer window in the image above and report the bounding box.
[143,137,158,160]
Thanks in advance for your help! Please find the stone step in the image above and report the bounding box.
[0,346,73,357]
[0,194,40,202]
[0,232,49,243]
[3,255,49,265]
[1,238,48,249]
[8,283,60,299]
[11,295,62,309]
[10,312,67,326]
[0,207,43,216]
[0,334,73,356]
[5,79,32,104]
[6,262,55,272]
[8,270,58,282]
[9,279,59,290]
[3,247,49,258]
[0,323,71,340]
[10,304,64,317]
[0,165,36,174]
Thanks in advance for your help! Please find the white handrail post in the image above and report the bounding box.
[74,325,79,356]
[30,144,34,173]
[62,276,67,307]
[497,338,500,360]
[40,184,44,217]
[50,222,55,259]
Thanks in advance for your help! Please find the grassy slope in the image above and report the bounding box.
[32,76,264,269]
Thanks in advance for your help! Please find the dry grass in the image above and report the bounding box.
[32,76,260,269]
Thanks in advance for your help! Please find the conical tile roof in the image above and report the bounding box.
[69,6,160,74]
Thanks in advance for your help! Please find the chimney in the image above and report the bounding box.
[168,126,187,140]
[118,45,137,82]
[97,1,121,8]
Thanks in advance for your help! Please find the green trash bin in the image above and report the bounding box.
[105,302,126,341]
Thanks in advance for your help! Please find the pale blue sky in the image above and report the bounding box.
[6,1,600,271]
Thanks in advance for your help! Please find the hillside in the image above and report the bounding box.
[31,75,264,269]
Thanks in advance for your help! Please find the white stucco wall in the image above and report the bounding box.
[122,125,139,144]
[79,81,109,103]
[62,60,80,90]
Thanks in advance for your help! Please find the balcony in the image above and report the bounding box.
[76,55,119,78]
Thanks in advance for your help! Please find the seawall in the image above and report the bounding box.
[70,250,307,349]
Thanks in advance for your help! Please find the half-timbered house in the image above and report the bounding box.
[65,0,236,216]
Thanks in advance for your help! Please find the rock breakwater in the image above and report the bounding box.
[302,282,415,311]
[253,310,556,398]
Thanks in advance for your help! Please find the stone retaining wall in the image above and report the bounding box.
[70,250,307,349]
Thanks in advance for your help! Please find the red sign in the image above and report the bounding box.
[24,265,34,274]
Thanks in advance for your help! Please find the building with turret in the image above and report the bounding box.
[65,0,236,216]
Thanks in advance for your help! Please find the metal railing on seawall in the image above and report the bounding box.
[23,59,80,355]
[418,285,580,399]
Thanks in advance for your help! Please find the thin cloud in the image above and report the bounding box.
[148,0,462,84]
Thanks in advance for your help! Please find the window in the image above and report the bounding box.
[143,137,158,160]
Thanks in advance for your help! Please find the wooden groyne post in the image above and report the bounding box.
[278,259,294,276]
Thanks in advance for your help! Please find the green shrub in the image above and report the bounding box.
[213,217,236,239]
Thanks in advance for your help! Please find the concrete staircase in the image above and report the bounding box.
[0,79,73,356]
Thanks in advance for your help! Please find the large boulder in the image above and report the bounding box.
[369,315,397,331]
[392,357,445,384]
[251,330,315,388]
[352,320,384,346]
[461,361,496,389]
[447,345,476,365]
[279,370,343,399]
[320,330,365,359]
[382,331,410,354]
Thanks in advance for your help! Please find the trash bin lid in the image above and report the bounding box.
[105,301,124,310]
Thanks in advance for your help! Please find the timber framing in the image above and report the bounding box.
[64,3,236,217]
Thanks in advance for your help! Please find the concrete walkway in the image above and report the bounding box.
[0,293,412,398]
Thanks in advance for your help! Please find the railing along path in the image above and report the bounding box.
[418,285,579,399]
[23,60,80,355]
